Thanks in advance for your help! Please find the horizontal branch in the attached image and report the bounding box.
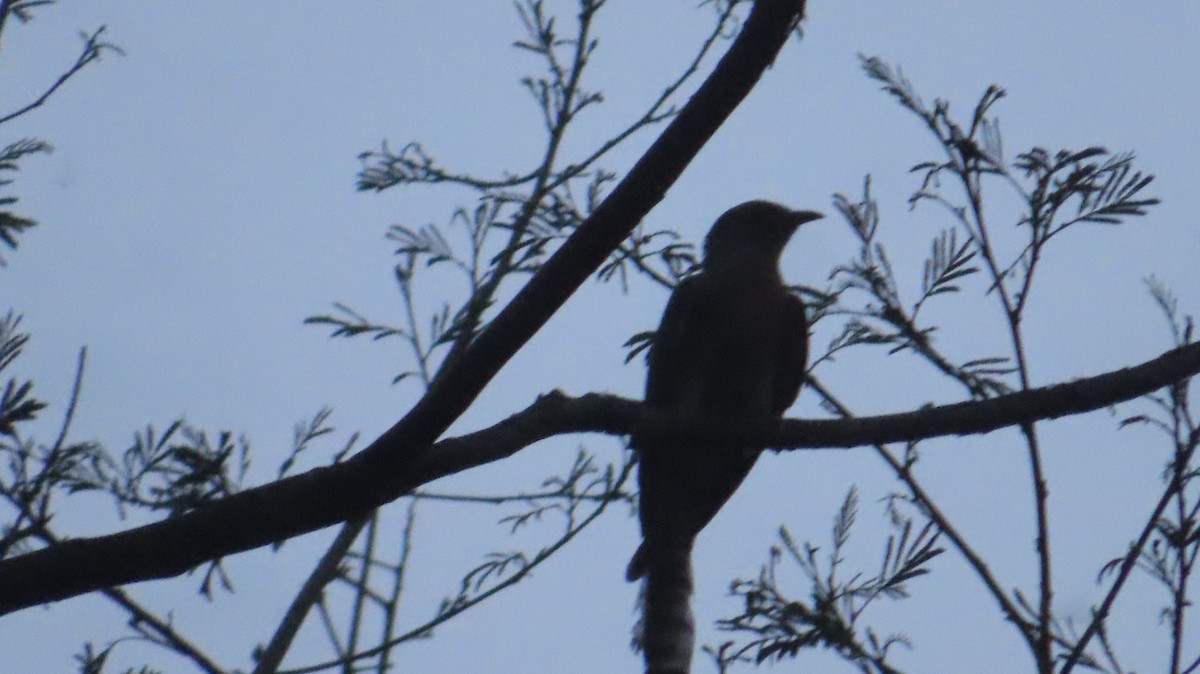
[0,339,1195,616]
[417,341,1200,478]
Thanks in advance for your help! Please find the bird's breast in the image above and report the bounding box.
[673,284,789,416]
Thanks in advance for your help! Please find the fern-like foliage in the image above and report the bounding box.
[915,229,977,315]
[0,139,52,265]
[709,488,942,674]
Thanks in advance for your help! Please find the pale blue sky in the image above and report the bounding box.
[3,2,1199,672]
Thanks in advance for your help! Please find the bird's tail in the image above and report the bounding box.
[631,538,695,674]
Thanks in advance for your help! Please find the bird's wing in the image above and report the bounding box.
[627,275,701,582]
[771,292,809,415]
[645,276,702,409]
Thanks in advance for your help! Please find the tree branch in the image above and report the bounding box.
[377,0,805,455]
[0,0,809,617]
[420,342,1200,471]
[1,338,1196,616]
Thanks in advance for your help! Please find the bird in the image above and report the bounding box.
[628,200,820,674]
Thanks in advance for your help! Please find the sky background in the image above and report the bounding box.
[3,2,1199,672]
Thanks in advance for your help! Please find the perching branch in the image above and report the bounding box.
[0,338,1197,616]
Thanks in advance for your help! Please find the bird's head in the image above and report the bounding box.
[703,200,823,273]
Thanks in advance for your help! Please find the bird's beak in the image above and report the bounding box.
[790,210,824,227]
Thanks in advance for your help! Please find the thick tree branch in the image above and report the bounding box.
[0,0,808,617]
[2,337,1196,617]
[376,0,805,457]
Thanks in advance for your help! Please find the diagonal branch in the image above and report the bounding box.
[0,0,809,617]
[377,0,806,455]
